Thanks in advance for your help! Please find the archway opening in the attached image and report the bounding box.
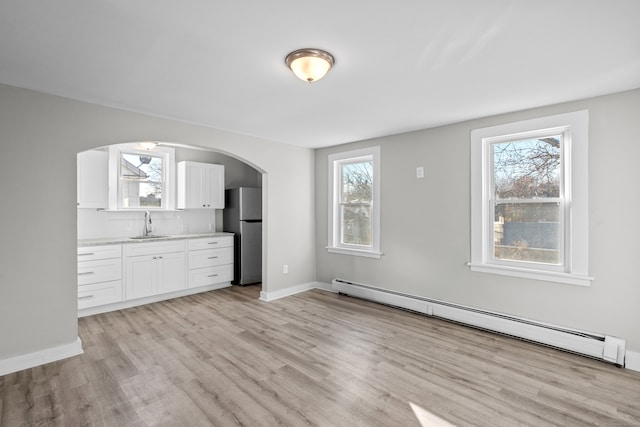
[76,141,266,315]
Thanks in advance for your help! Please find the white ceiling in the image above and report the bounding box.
[1,1,639,148]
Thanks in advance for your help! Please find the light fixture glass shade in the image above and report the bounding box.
[285,49,334,82]
[139,141,157,151]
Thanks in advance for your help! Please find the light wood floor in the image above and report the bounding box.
[1,286,639,426]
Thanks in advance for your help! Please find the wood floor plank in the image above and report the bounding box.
[1,285,639,426]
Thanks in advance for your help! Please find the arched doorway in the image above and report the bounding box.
[76,141,266,315]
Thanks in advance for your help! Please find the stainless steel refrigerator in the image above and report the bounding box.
[223,187,262,285]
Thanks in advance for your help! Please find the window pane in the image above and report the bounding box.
[341,160,372,203]
[120,153,163,208]
[341,204,371,246]
[493,136,561,199]
[494,202,561,264]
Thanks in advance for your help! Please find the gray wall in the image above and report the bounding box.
[315,89,640,351]
[0,83,315,360]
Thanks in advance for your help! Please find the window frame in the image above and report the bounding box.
[327,147,381,258]
[469,111,592,286]
[108,143,176,211]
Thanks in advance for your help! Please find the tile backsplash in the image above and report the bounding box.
[78,209,221,240]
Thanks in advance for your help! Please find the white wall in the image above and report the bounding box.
[0,83,315,360]
[315,89,640,352]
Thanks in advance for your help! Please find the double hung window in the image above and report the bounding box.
[108,144,175,210]
[328,147,381,258]
[491,133,564,267]
[470,111,591,286]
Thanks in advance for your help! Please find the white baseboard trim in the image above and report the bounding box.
[79,282,232,317]
[626,350,640,372]
[260,281,335,302]
[0,337,84,377]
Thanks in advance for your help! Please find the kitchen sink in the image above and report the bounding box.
[129,235,169,240]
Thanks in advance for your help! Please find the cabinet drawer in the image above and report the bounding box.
[78,280,123,309]
[77,245,122,261]
[78,258,122,286]
[188,247,233,269]
[124,240,186,257]
[188,236,233,251]
[188,265,233,288]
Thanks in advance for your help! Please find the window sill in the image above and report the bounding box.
[326,246,382,259]
[467,263,593,287]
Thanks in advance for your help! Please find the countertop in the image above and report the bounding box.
[78,232,234,247]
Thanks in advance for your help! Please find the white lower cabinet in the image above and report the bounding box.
[188,237,234,288]
[124,240,186,299]
[77,245,123,309]
[78,234,234,315]
[189,264,233,288]
[157,251,187,294]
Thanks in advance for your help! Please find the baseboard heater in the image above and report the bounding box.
[332,279,626,366]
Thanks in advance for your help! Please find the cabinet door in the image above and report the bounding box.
[125,255,157,299]
[187,162,206,208]
[177,161,225,209]
[77,150,108,209]
[205,164,225,209]
[157,252,186,294]
[177,161,204,209]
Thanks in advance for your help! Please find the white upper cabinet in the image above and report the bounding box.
[177,161,225,209]
[77,149,108,209]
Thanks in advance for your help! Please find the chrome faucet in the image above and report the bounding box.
[143,210,152,236]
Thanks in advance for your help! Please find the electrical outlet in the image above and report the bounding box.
[283,265,289,274]
[416,166,424,179]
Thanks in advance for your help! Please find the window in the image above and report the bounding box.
[108,144,175,210]
[470,111,591,286]
[328,147,381,258]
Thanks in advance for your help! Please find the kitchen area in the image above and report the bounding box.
[76,142,263,316]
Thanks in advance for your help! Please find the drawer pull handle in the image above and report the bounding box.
[78,295,95,300]
[208,242,218,245]
[78,271,95,276]
[208,274,219,278]
[208,256,218,259]
[78,253,95,257]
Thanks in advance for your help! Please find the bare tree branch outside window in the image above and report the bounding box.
[340,160,373,246]
[492,136,562,264]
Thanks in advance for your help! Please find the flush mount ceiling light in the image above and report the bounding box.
[139,141,158,151]
[285,48,335,83]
